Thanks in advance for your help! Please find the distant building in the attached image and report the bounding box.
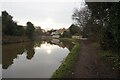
[57,28,66,35]
[51,32,60,38]
[51,28,66,38]
[72,36,82,39]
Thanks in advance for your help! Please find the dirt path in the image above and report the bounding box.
[71,40,119,78]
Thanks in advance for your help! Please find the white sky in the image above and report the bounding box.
[1,0,85,30]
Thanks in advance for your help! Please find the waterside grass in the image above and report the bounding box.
[51,39,80,78]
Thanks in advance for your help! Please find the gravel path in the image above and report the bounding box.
[71,40,119,78]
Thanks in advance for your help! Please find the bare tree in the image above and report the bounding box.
[72,5,92,37]
[72,5,92,28]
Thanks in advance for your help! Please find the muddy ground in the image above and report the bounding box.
[71,40,119,78]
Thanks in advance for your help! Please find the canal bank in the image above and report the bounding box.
[51,38,80,78]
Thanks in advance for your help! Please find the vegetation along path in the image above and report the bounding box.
[71,40,119,78]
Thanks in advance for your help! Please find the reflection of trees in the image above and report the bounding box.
[25,42,35,60]
[34,40,42,47]
[2,39,73,69]
[49,39,74,51]
[2,40,44,69]
[60,40,74,51]
[2,43,25,69]
[25,40,44,60]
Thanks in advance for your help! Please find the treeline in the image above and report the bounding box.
[62,24,80,38]
[86,2,120,53]
[72,2,120,53]
[2,11,35,40]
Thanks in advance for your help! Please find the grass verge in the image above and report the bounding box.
[98,50,120,72]
[59,38,79,44]
[92,42,120,72]
[59,38,73,42]
[51,41,80,78]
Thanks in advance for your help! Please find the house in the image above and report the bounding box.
[51,32,60,38]
[57,28,66,35]
[51,28,66,38]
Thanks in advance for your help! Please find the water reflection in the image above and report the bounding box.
[60,39,74,51]
[2,39,73,78]
[25,42,35,60]
[2,43,25,69]
[50,39,74,51]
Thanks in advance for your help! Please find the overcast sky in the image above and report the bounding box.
[1,0,85,30]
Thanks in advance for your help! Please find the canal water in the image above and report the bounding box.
[2,39,74,78]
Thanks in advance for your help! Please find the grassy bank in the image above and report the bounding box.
[59,38,79,44]
[91,42,120,72]
[59,38,73,41]
[51,40,80,78]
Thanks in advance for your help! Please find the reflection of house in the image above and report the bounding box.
[51,28,66,38]
[51,39,60,44]
[50,39,65,48]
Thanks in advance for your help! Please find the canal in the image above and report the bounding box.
[2,39,74,78]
